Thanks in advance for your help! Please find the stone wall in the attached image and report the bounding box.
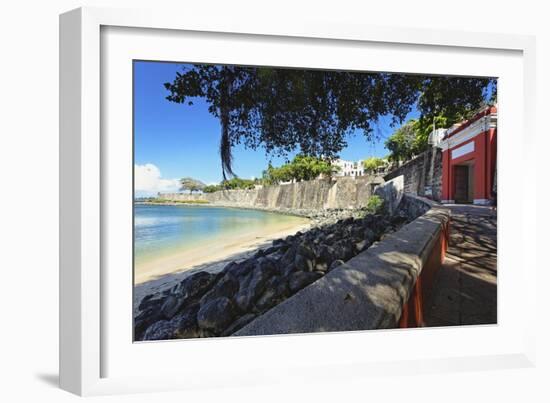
[374,175,404,215]
[384,147,442,201]
[159,176,384,210]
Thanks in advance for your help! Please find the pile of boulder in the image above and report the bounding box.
[135,209,412,341]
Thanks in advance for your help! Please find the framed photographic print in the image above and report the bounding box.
[60,6,536,396]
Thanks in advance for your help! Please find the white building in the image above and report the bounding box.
[333,159,365,177]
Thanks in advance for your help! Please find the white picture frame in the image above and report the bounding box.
[60,6,537,396]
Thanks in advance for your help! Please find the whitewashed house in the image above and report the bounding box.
[333,159,365,177]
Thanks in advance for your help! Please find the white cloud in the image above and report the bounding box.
[134,163,179,195]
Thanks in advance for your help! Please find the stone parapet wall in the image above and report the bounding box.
[234,195,450,335]
[159,175,384,210]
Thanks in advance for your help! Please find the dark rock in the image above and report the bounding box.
[138,293,164,312]
[250,259,276,289]
[279,245,297,268]
[328,259,345,271]
[281,263,298,277]
[219,261,239,277]
[351,225,364,238]
[351,233,362,241]
[256,255,274,269]
[221,313,257,336]
[265,251,284,265]
[275,278,290,299]
[362,214,375,226]
[200,274,239,306]
[143,301,201,340]
[294,253,314,272]
[391,214,408,227]
[337,217,351,226]
[263,246,280,255]
[134,308,163,341]
[255,288,278,311]
[172,310,200,339]
[311,243,324,259]
[297,242,316,260]
[319,245,336,263]
[231,259,256,279]
[197,328,216,338]
[161,294,185,319]
[272,238,287,248]
[180,300,200,319]
[142,320,178,341]
[288,271,323,293]
[364,228,376,242]
[234,291,252,312]
[236,271,253,294]
[234,261,275,311]
[354,239,370,253]
[285,234,296,244]
[332,240,354,261]
[314,261,328,273]
[175,271,217,303]
[254,276,288,311]
[340,226,352,239]
[197,297,236,333]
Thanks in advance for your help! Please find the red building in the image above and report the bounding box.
[438,106,497,205]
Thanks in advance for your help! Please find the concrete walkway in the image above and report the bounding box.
[425,204,497,326]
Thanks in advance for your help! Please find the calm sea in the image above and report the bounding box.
[134,204,304,266]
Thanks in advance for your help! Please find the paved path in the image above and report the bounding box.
[425,205,497,327]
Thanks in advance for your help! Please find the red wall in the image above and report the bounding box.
[440,128,496,203]
[442,149,450,201]
[398,219,449,328]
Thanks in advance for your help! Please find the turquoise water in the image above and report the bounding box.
[134,204,305,266]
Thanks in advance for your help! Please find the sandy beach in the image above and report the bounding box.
[133,217,311,304]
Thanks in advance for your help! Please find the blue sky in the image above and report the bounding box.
[134,61,419,195]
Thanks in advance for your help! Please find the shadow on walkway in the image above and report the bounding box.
[426,205,497,326]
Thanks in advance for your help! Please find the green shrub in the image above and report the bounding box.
[203,185,221,193]
[366,195,384,214]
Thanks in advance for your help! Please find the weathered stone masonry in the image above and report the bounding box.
[384,147,442,201]
[159,176,384,210]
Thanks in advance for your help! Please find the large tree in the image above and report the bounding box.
[385,121,418,163]
[179,177,205,194]
[165,65,495,177]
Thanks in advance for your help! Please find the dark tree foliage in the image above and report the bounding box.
[164,64,495,178]
[418,76,495,118]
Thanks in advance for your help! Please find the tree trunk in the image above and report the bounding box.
[220,67,233,179]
